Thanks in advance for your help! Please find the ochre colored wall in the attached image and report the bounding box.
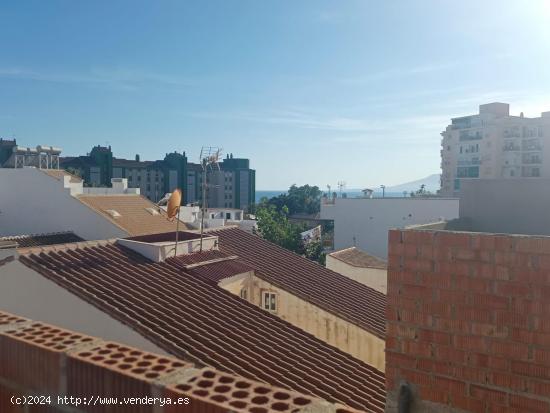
[217,271,251,296]
[245,275,385,371]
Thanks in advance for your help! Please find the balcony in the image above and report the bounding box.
[457,159,481,166]
[522,141,542,151]
[459,132,482,141]
[522,157,542,165]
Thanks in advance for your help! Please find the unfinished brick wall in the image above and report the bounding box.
[0,310,361,413]
[386,229,550,413]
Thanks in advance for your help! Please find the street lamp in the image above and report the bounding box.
[380,185,386,198]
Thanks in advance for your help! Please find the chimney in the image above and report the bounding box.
[111,178,128,192]
[135,154,140,162]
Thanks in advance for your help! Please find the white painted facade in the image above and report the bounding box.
[162,203,256,232]
[440,102,550,196]
[0,168,128,239]
[320,197,459,258]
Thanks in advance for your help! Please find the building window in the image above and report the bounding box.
[240,288,247,300]
[262,291,277,312]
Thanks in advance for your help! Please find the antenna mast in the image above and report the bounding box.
[337,181,346,197]
[199,146,222,252]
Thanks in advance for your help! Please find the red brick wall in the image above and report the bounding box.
[386,229,550,412]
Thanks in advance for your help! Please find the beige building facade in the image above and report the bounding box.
[440,102,550,196]
[326,247,387,294]
[220,271,386,372]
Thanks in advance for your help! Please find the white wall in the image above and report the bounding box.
[0,168,127,239]
[0,259,167,355]
[321,197,459,258]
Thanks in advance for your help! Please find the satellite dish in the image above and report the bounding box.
[166,189,182,221]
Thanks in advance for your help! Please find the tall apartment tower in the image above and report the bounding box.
[60,146,255,210]
[440,102,550,196]
[186,154,256,211]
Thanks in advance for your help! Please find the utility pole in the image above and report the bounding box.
[199,161,207,252]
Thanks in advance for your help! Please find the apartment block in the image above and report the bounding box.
[60,145,256,210]
[440,102,550,196]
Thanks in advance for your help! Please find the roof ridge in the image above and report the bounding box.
[204,225,235,233]
[17,238,117,255]
[331,246,387,260]
[329,246,358,255]
[76,193,143,197]
[0,230,78,240]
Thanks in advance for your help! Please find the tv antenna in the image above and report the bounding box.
[337,181,346,197]
[199,146,222,251]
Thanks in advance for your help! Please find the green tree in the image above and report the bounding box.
[410,184,433,197]
[263,184,322,215]
[304,240,326,265]
[255,204,304,253]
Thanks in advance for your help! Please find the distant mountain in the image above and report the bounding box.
[386,174,440,193]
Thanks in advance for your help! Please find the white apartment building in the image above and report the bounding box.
[440,102,550,196]
[320,196,459,258]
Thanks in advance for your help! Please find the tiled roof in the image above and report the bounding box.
[209,228,387,339]
[77,195,186,236]
[18,242,386,412]
[169,252,256,283]
[0,231,84,248]
[187,259,255,283]
[0,310,365,413]
[329,247,388,270]
[42,168,82,183]
[167,249,228,265]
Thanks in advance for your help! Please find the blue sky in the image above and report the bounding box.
[1,1,550,189]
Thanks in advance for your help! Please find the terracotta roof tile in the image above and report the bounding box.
[169,252,256,283]
[209,228,386,338]
[329,247,388,270]
[42,168,82,183]
[77,195,186,236]
[0,231,84,248]
[18,242,386,412]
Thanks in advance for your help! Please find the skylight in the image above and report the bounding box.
[105,209,121,218]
